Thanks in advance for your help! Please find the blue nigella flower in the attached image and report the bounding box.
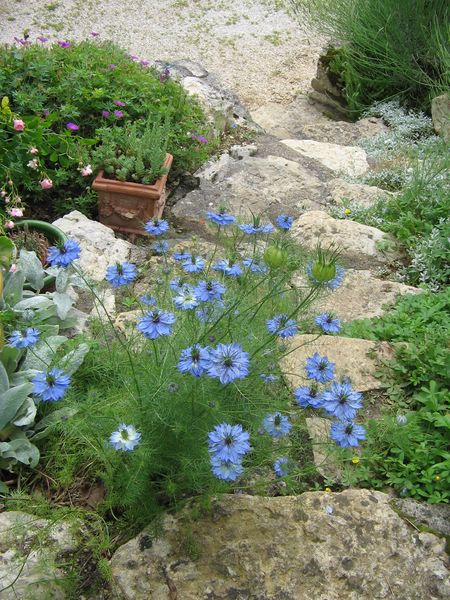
[294,384,324,408]
[47,239,81,268]
[32,368,71,402]
[330,420,366,447]
[137,309,176,339]
[178,344,210,377]
[305,353,335,383]
[273,456,290,477]
[207,343,250,384]
[208,423,251,462]
[263,412,292,438]
[152,240,170,254]
[144,218,169,236]
[169,277,184,291]
[321,382,362,421]
[172,251,191,262]
[109,423,141,451]
[260,373,278,383]
[182,255,205,273]
[139,294,156,306]
[210,456,244,481]
[307,262,345,290]
[105,262,137,287]
[207,211,236,226]
[213,259,243,277]
[195,301,224,323]
[8,327,40,349]
[242,258,268,274]
[315,313,341,334]
[276,215,293,231]
[239,223,274,235]
[173,285,200,310]
[266,314,297,338]
[195,280,226,302]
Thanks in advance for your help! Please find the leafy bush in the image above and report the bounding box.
[290,0,450,115]
[342,289,450,502]
[0,39,211,217]
[91,117,170,184]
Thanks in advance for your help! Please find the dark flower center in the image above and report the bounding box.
[223,357,234,367]
[310,388,318,397]
[224,435,233,446]
[46,375,55,386]
[326,316,333,324]
[151,313,160,323]
[345,424,354,434]
[206,282,213,290]
[191,349,200,361]
[338,393,349,404]
[318,362,326,371]
[274,415,281,426]
[117,263,123,274]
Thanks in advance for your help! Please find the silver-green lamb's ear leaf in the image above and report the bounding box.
[12,396,37,427]
[32,406,79,439]
[0,362,9,394]
[0,481,9,494]
[14,296,53,311]
[0,382,33,430]
[51,292,74,320]
[0,346,22,376]
[0,438,40,467]
[18,249,45,291]
[10,369,40,386]
[59,343,89,375]
[56,269,69,293]
[21,335,67,371]
[2,270,25,306]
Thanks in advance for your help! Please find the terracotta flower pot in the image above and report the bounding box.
[92,153,173,235]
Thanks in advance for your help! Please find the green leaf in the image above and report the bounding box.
[59,342,89,375]
[3,270,25,306]
[0,437,39,467]
[0,346,21,376]
[0,382,33,430]
[33,405,78,433]
[52,291,73,320]
[22,335,67,371]
[0,236,14,269]
[56,269,69,293]
[49,151,59,162]
[18,249,45,291]
[12,397,37,427]
[0,362,9,394]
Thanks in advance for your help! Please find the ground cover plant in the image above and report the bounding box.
[290,0,449,116]
[0,37,212,218]
[340,289,450,503]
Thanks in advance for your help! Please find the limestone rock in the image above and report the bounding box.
[280,334,393,392]
[327,178,392,209]
[159,60,260,133]
[295,269,422,321]
[281,139,369,177]
[305,416,342,481]
[291,211,398,269]
[172,155,326,233]
[53,211,142,282]
[110,491,450,600]
[393,498,450,538]
[431,94,450,142]
[0,511,77,599]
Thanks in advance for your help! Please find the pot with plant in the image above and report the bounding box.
[91,117,173,235]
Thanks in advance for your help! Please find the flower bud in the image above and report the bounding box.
[311,260,336,283]
[264,245,287,269]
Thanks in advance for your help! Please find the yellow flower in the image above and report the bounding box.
[344,208,352,215]
[325,487,332,493]
[351,456,360,464]
[434,475,441,481]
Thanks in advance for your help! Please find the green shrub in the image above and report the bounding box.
[0,39,211,217]
[290,0,450,115]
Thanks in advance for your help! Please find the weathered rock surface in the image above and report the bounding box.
[172,155,326,233]
[158,60,261,133]
[327,178,391,209]
[110,491,450,600]
[393,498,450,538]
[291,211,398,269]
[281,334,393,392]
[252,96,387,144]
[0,511,77,599]
[53,211,146,282]
[431,94,450,143]
[281,139,369,177]
[305,416,342,481]
[295,269,422,321]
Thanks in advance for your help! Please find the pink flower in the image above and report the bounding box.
[80,164,93,177]
[27,159,39,170]
[57,40,71,48]
[114,100,125,106]
[191,133,208,143]
[113,110,123,118]
[40,178,53,190]
[9,263,18,273]
[140,59,150,66]
[90,31,100,36]
[108,64,116,69]
[5,220,14,229]
[66,122,79,131]
[37,36,49,43]
[29,147,39,154]
[43,109,50,117]
[101,110,110,117]
[9,207,23,218]
[13,119,25,131]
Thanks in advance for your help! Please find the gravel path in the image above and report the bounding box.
[0,0,323,109]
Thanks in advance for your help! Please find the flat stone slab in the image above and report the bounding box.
[291,210,398,269]
[281,139,369,177]
[0,511,77,600]
[306,416,343,481]
[281,334,393,392]
[327,178,392,209]
[110,491,450,600]
[392,498,450,538]
[172,154,327,233]
[295,269,422,321]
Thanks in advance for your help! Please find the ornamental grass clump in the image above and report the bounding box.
[3,213,366,525]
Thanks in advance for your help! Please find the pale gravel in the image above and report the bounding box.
[0,0,324,109]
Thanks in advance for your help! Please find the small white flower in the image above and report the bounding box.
[27,159,38,169]
[109,423,141,451]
